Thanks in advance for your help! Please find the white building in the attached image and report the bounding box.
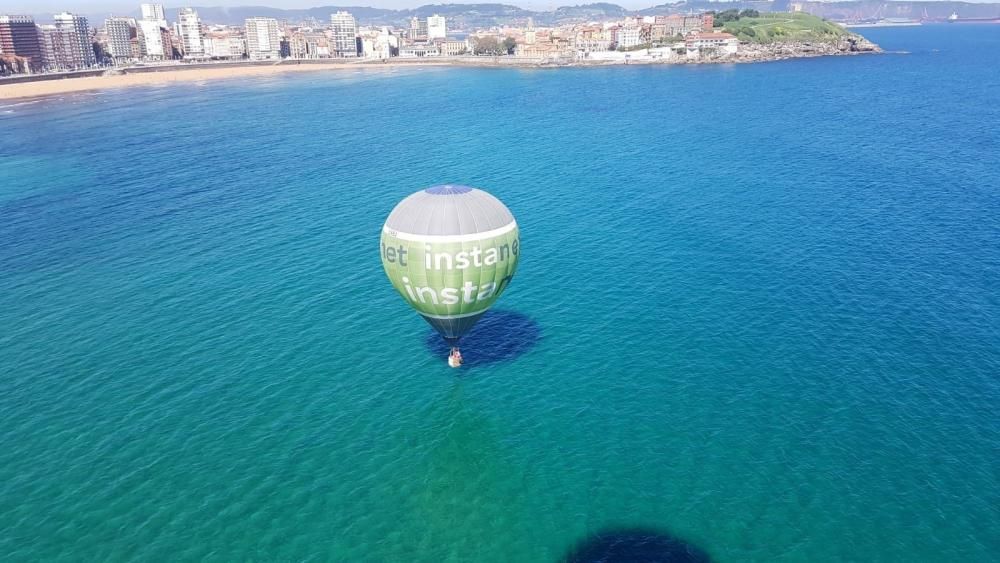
[140,3,166,23]
[177,8,204,58]
[358,26,396,59]
[228,35,247,58]
[245,17,280,60]
[202,35,227,58]
[53,12,95,67]
[204,36,243,59]
[137,19,169,59]
[439,39,468,56]
[685,32,738,57]
[399,43,439,57]
[427,15,446,40]
[205,34,246,59]
[616,26,641,49]
[104,17,134,61]
[329,11,357,57]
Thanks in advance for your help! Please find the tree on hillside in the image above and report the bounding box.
[716,9,741,23]
[740,9,760,18]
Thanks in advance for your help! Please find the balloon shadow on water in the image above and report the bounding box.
[424,309,541,368]
[564,527,712,563]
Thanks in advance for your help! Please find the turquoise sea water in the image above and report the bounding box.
[1,25,998,561]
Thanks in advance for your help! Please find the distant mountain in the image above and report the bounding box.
[37,0,1000,29]
[159,6,399,25]
[637,1,775,16]
[553,4,630,21]
[148,4,536,28]
[789,0,1000,21]
[409,3,532,17]
[638,0,1000,19]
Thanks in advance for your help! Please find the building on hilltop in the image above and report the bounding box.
[53,12,96,68]
[0,15,43,72]
[655,14,710,38]
[104,17,135,63]
[245,17,280,60]
[330,11,357,57]
[177,8,204,58]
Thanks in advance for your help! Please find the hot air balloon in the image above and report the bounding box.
[380,185,519,367]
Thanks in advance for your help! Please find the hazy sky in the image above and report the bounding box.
[4,0,575,13]
[4,0,583,12]
[7,0,998,16]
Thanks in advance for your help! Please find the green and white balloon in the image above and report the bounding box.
[380,185,519,345]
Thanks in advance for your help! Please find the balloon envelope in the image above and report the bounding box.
[380,185,519,343]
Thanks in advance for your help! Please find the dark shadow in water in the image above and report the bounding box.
[424,309,541,367]
[564,527,711,563]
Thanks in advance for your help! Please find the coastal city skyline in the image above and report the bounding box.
[0,0,885,101]
[0,0,657,14]
[5,2,795,76]
[9,0,1000,19]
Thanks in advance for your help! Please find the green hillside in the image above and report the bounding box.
[721,12,848,43]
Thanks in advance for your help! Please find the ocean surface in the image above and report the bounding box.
[1,25,998,561]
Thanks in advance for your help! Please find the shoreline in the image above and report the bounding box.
[0,48,880,102]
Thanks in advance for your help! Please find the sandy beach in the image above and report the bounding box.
[0,61,455,101]
[0,38,881,102]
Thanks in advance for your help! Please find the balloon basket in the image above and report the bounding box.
[448,347,462,368]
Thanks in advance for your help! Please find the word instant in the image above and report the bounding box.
[381,238,519,270]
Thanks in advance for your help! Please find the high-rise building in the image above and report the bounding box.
[408,16,427,41]
[427,15,446,40]
[0,15,43,71]
[39,24,81,70]
[177,8,204,57]
[244,17,280,60]
[53,12,95,68]
[38,25,65,70]
[329,11,357,57]
[140,3,166,23]
[104,17,135,61]
[137,19,170,60]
